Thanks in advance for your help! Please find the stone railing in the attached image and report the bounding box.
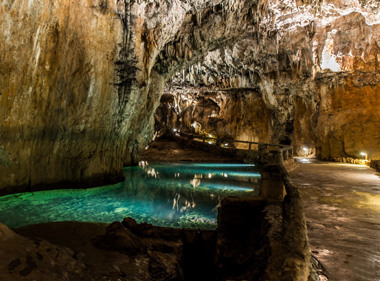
[370,160,380,172]
[278,162,312,281]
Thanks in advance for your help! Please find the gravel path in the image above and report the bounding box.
[290,159,380,281]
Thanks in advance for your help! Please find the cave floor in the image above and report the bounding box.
[141,137,242,163]
[290,159,380,281]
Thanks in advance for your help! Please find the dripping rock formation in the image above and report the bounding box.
[1,0,380,193]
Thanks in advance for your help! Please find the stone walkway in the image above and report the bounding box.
[290,159,380,281]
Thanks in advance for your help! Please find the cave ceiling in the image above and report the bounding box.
[0,0,380,193]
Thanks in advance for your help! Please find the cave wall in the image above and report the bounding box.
[0,0,127,193]
[156,88,274,144]
[161,0,380,160]
[0,0,262,194]
[1,0,380,194]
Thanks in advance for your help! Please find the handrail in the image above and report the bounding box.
[176,131,293,161]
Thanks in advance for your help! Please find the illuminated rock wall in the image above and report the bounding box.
[1,0,379,194]
[156,88,274,144]
[0,0,260,194]
[162,0,380,159]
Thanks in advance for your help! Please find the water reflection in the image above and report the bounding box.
[122,163,260,228]
[0,163,261,229]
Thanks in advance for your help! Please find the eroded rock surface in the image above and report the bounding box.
[0,223,85,281]
[0,0,261,193]
[155,88,274,144]
[161,0,380,159]
[1,0,380,193]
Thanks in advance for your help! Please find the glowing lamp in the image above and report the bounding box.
[173,128,177,132]
[224,143,228,147]
[303,147,308,151]
[360,152,368,160]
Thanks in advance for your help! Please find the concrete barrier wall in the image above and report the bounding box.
[370,160,380,172]
[279,165,312,281]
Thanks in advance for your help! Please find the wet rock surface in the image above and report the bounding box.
[290,159,380,281]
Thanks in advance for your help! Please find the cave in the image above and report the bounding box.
[1,0,380,280]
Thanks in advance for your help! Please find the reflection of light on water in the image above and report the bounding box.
[223,171,260,177]
[190,178,201,188]
[139,161,149,168]
[204,183,254,192]
[0,163,261,230]
[147,168,158,178]
[187,163,255,167]
[172,193,196,213]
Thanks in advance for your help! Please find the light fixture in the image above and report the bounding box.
[303,147,308,151]
[360,152,368,160]
[224,143,228,147]
[173,128,177,132]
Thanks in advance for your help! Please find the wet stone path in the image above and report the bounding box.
[290,159,380,281]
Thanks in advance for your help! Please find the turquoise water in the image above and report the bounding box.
[0,163,260,229]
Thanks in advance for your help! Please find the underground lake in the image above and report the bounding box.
[0,162,260,229]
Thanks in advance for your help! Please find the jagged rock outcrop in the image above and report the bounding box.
[161,0,380,159]
[155,88,274,144]
[0,0,262,194]
[1,0,380,193]
[0,223,85,280]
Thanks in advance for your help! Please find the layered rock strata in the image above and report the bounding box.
[162,0,380,159]
[1,0,380,193]
[155,88,274,145]
[0,0,262,194]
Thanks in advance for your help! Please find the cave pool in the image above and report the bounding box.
[0,163,261,229]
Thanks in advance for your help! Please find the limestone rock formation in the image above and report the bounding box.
[0,0,261,194]
[1,0,380,193]
[155,88,274,144]
[0,223,85,280]
[161,0,380,159]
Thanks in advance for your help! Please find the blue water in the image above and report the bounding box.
[0,163,260,229]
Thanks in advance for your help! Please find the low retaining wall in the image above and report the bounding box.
[279,164,312,281]
[370,160,380,172]
[215,164,312,281]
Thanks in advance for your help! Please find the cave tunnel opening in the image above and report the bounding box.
[152,65,278,153]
